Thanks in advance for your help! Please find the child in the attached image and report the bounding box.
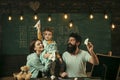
[36,23,62,77]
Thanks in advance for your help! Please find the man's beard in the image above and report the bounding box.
[66,43,77,54]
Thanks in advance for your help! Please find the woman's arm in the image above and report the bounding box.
[27,56,49,72]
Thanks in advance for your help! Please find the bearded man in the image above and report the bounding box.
[60,33,99,77]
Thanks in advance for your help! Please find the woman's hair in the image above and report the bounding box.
[29,39,42,53]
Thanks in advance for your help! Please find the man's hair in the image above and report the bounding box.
[69,33,82,43]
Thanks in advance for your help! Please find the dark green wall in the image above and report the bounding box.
[1,13,111,55]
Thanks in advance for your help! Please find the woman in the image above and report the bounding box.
[26,39,49,78]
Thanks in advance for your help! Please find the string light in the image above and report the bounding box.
[69,20,73,28]
[48,15,52,22]
[111,23,115,29]
[19,11,24,21]
[33,13,38,20]
[8,4,12,21]
[8,15,12,21]
[20,15,24,21]
[89,14,94,19]
[64,13,68,19]
[104,14,108,19]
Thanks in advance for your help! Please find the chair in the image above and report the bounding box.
[91,54,120,80]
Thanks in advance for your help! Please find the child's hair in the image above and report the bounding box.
[43,27,54,34]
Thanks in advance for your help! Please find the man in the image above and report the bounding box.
[60,33,99,77]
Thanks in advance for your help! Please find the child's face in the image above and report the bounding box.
[43,31,53,41]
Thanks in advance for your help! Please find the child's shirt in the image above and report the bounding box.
[43,40,57,53]
[40,40,58,64]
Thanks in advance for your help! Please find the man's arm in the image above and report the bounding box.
[87,42,99,65]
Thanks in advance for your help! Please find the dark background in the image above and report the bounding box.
[1,13,111,55]
[0,0,120,77]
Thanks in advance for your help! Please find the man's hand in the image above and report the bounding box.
[86,42,94,53]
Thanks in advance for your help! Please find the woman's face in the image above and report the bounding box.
[43,31,53,41]
[34,40,44,52]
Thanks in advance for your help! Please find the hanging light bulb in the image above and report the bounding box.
[64,13,68,19]
[104,14,108,19]
[19,10,24,21]
[48,15,52,22]
[8,4,12,21]
[20,15,24,21]
[69,20,73,28]
[111,23,115,29]
[33,13,38,20]
[8,15,12,21]
[89,14,94,19]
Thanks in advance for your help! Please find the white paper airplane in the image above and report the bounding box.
[34,20,40,28]
[84,38,89,45]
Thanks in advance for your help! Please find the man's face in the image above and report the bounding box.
[68,37,76,45]
[67,43,77,54]
[43,31,53,41]
[67,37,77,54]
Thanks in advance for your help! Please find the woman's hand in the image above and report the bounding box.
[44,53,51,59]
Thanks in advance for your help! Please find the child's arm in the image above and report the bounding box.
[37,23,42,40]
[56,53,63,63]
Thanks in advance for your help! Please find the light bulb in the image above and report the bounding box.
[111,24,115,29]
[48,16,51,22]
[69,20,73,28]
[20,15,24,20]
[8,15,12,21]
[104,14,108,19]
[90,14,94,19]
[34,14,38,20]
[69,23,73,28]
[64,14,68,19]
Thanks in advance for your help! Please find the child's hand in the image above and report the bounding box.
[56,53,61,59]
[60,72,68,78]
[37,23,41,30]
[44,53,51,58]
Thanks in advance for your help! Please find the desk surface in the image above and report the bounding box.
[30,77,102,80]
